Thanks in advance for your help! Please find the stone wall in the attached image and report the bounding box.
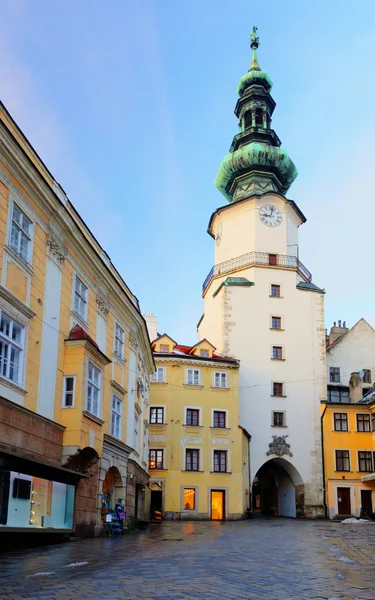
[75,461,99,537]
[126,459,150,523]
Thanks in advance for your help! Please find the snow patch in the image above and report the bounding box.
[27,572,55,578]
[66,561,89,567]
[337,556,355,564]
[340,518,375,524]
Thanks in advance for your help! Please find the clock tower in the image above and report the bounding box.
[199,28,325,518]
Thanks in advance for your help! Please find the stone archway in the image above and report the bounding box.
[253,458,304,518]
[100,466,126,515]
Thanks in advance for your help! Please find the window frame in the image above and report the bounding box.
[186,408,200,426]
[362,369,371,384]
[73,274,88,322]
[272,381,284,397]
[329,367,340,383]
[110,394,122,439]
[134,415,139,451]
[62,375,76,408]
[114,322,125,359]
[335,449,350,472]
[272,346,283,360]
[185,448,200,472]
[327,386,349,403]
[0,311,25,386]
[149,449,164,470]
[333,412,348,432]
[357,414,371,432]
[213,371,228,388]
[151,366,166,383]
[85,359,102,417]
[9,201,33,264]
[182,487,197,511]
[159,344,169,353]
[272,411,285,427]
[271,316,282,330]
[186,368,201,386]
[270,284,281,298]
[213,410,227,428]
[358,451,373,472]
[150,406,164,424]
[213,450,227,473]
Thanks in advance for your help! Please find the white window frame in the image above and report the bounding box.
[151,366,165,383]
[212,448,229,473]
[213,371,228,388]
[114,322,125,359]
[9,202,33,263]
[272,410,286,427]
[73,274,88,322]
[86,359,102,417]
[211,408,229,428]
[270,315,283,330]
[149,448,165,470]
[110,394,122,439]
[62,375,76,408]
[134,415,139,451]
[184,406,201,426]
[184,447,201,472]
[150,406,165,424]
[0,310,25,386]
[186,368,201,386]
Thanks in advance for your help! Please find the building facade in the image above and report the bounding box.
[146,329,250,520]
[323,318,375,518]
[0,102,154,538]
[198,29,325,518]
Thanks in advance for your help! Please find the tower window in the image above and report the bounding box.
[271,316,282,330]
[272,346,283,360]
[269,254,278,266]
[272,412,285,427]
[270,285,281,297]
[255,109,263,127]
[244,111,252,129]
[272,382,284,397]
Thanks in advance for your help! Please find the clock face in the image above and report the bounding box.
[259,205,282,227]
[216,223,223,246]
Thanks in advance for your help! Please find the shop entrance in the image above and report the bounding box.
[361,490,372,514]
[211,490,225,520]
[101,467,124,513]
[337,487,351,515]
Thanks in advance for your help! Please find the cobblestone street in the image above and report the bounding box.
[1,519,375,600]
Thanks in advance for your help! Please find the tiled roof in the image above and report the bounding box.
[67,324,100,350]
[213,277,254,298]
[296,281,325,293]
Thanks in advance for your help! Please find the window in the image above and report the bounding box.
[357,414,370,432]
[335,450,350,472]
[327,386,349,403]
[114,323,124,359]
[151,367,165,383]
[186,409,200,426]
[269,254,277,266]
[213,410,226,428]
[358,451,372,472]
[214,450,227,473]
[372,414,375,432]
[334,413,348,431]
[363,369,371,383]
[272,346,283,360]
[214,372,228,388]
[271,316,282,329]
[110,395,122,439]
[74,276,88,321]
[134,416,139,450]
[187,369,200,385]
[150,407,164,424]
[183,488,196,510]
[62,376,75,408]
[244,110,252,129]
[0,312,24,385]
[10,203,32,262]
[272,412,285,427]
[270,284,281,297]
[159,344,169,353]
[272,382,284,397]
[200,349,209,357]
[149,449,163,469]
[329,367,340,383]
[186,449,199,471]
[86,361,101,416]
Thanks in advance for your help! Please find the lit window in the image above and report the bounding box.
[272,346,282,360]
[187,369,200,385]
[0,312,24,385]
[272,412,285,427]
[150,407,164,424]
[357,414,370,432]
[149,449,163,469]
[151,367,165,383]
[214,372,228,388]
[186,409,199,426]
[334,413,348,431]
[329,367,340,383]
[114,323,124,358]
[270,285,280,297]
[214,450,227,472]
[62,376,75,408]
[110,395,122,439]
[74,276,88,321]
[271,316,282,329]
[159,345,169,353]
[86,361,101,416]
[272,382,284,397]
[213,411,226,428]
[10,203,32,262]
[183,488,196,510]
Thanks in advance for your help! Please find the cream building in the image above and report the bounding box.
[198,29,325,517]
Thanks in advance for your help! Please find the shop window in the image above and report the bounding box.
[62,376,75,408]
[10,203,32,262]
[334,413,348,431]
[0,312,24,385]
[86,361,101,417]
[183,488,196,510]
[357,414,370,432]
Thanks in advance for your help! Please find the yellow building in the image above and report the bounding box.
[146,329,250,520]
[322,383,375,519]
[0,101,154,539]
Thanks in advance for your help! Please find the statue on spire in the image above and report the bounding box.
[250,26,259,49]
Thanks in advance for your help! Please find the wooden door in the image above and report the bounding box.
[361,490,373,513]
[211,490,225,520]
[337,487,351,515]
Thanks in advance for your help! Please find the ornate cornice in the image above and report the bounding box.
[46,235,68,264]
[130,333,139,352]
[96,293,110,316]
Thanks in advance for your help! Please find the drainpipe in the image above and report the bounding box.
[321,404,328,519]
[248,434,252,512]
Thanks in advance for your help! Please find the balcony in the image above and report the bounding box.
[202,251,312,295]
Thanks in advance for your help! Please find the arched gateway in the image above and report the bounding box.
[252,458,305,518]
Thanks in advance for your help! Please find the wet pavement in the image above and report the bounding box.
[0,519,375,599]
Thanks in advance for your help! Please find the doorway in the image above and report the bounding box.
[211,490,225,520]
[151,490,162,513]
[361,490,373,514]
[337,487,351,515]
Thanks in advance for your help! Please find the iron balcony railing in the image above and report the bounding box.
[202,251,312,294]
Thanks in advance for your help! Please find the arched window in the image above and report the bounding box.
[255,109,263,128]
[244,111,252,129]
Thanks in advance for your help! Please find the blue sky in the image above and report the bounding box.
[1,1,375,344]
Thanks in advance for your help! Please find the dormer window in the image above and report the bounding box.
[159,345,169,353]
[200,349,209,357]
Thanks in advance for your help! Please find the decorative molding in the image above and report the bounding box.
[266,435,293,458]
[110,379,127,396]
[130,333,139,352]
[134,401,143,416]
[83,410,104,426]
[96,293,110,316]
[0,285,36,322]
[4,245,34,276]
[212,438,231,445]
[154,356,239,370]
[149,434,166,442]
[180,436,202,445]
[46,235,68,264]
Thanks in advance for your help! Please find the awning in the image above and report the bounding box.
[361,473,375,483]
[0,450,89,485]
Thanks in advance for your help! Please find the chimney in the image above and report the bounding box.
[143,313,158,343]
[349,372,363,404]
[329,320,349,346]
